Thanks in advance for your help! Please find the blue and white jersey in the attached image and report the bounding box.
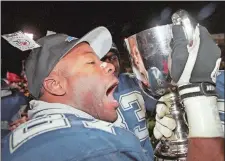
[216,70,224,131]
[113,73,158,159]
[2,100,152,161]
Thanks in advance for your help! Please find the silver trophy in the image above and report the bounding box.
[124,10,196,161]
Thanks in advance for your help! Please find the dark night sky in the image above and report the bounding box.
[1,1,225,76]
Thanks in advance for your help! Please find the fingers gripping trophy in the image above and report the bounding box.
[124,10,222,161]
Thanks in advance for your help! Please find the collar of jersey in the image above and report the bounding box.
[28,100,95,120]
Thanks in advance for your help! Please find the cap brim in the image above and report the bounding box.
[67,26,112,59]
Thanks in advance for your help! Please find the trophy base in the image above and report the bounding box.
[154,139,188,161]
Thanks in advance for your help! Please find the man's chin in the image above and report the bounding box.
[101,107,118,123]
[105,114,118,123]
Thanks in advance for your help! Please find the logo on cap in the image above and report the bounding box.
[65,36,77,42]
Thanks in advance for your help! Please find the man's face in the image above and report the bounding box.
[57,43,119,122]
[101,51,120,77]
[127,37,149,87]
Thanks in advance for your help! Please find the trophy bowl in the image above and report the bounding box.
[124,24,189,160]
[124,24,173,97]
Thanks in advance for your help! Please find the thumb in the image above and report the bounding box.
[172,25,188,48]
[153,127,163,139]
[156,103,169,118]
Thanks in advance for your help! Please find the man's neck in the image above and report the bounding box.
[40,95,73,106]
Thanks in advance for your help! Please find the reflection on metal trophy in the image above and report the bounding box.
[124,10,195,161]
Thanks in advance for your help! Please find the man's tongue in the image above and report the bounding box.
[106,88,119,107]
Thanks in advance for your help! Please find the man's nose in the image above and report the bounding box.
[100,62,115,74]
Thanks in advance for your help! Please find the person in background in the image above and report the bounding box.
[1,76,29,138]
[101,42,158,159]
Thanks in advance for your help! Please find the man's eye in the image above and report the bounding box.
[111,55,118,60]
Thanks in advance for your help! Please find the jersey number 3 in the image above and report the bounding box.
[119,91,148,142]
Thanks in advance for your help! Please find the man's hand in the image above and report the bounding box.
[170,24,223,137]
[9,113,28,131]
[169,23,224,161]
[169,25,221,86]
[153,95,176,140]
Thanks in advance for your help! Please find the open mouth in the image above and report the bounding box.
[105,79,119,108]
[106,81,119,96]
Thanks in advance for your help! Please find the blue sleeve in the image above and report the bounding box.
[216,70,224,127]
[1,91,28,121]
[81,151,148,161]
[1,90,28,138]
[216,70,224,99]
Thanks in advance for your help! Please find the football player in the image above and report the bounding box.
[2,27,152,161]
[101,42,158,159]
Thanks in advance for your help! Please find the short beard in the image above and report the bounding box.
[70,84,105,120]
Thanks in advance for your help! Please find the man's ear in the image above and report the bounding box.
[42,74,66,96]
